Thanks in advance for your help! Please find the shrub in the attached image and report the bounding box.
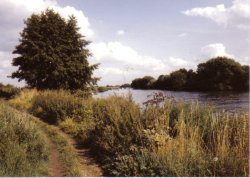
[97,86,109,92]
[31,90,92,124]
[0,83,21,99]
[90,96,144,175]
[0,101,48,176]
[59,117,79,136]
[90,95,249,176]
[8,89,38,111]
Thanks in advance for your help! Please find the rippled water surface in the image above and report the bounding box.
[95,88,249,112]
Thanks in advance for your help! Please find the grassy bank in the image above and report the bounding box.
[8,91,83,176]
[7,89,249,176]
[0,101,48,176]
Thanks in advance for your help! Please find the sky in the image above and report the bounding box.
[0,0,249,86]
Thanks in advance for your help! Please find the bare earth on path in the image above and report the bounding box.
[72,140,103,176]
[58,129,103,177]
[44,135,65,176]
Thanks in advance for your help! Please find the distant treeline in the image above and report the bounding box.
[131,57,249,91]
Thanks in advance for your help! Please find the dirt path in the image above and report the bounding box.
[58,130,103,177]
[44,135,65,176]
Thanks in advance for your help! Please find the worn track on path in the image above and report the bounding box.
[58,129,103,177]
[44,134,65,176]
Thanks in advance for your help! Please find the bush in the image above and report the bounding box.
[0,101,48,176]
[8,89,38,111]
[97,86,109,92]
[59,117,79,136]
[31,90,92,124]
[89,95,249,176]
[0,83,21,99]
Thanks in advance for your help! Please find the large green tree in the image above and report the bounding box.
[11,9,99,90]
[196,57,246,91]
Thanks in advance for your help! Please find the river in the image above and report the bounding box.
[94,88,249,112]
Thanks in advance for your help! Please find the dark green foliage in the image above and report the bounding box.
[11,9,99,90]
[168,69,188,90]
[0,83,21,99]
[131,57,249,91]
[120,83,131,88]
[131,76,156,89]
[242,65,249,90]
[97,86,109,92]
[196,57,246,91]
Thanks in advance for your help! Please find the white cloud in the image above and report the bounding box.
[117,30,125,36]
[178,33,187,37]
[237,24,250,30]
[89,41,166,71]
[0,52,12,68]
[0,0,94,38]
[168,56,189,67]
[89,41,196,85]
[52,5,94,37]
[5,0,57,12]
[182,0,250,29]
[98,67,124,75]
[200,43,250,65]
[201,43,234,58]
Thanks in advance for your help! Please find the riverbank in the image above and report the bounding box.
[1,89,248,176]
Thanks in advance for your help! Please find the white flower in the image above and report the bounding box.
[213,157,218,162]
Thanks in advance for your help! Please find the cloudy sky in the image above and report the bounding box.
[0,0,249,86]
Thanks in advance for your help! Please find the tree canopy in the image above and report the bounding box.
[131,57,249,91]
[11,9,99,90]
[131,76,155,89]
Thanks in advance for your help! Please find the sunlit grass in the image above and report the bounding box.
[0,101,48,176]
[7,90,249,176]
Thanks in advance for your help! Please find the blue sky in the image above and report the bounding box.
[0,0,249,86]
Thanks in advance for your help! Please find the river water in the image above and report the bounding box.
[94,88,249,112]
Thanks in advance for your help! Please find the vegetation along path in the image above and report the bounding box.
[57,128,103,177]
[35,117,103,177]
[44,135,65,177]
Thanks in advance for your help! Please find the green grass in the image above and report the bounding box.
[0,101,48,176]
[89,96,249,176]
[8,89,249,176]
[4,90,83,176]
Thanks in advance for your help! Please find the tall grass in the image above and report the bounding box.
[90,96,249,176]
[0,101,48,176]
[0,83,20,99]
[6,90,83,176]
[8,89,38,111]
[9,90,249,176]
[31,90,92,124]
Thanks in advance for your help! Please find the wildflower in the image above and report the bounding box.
[213,157,218,162]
